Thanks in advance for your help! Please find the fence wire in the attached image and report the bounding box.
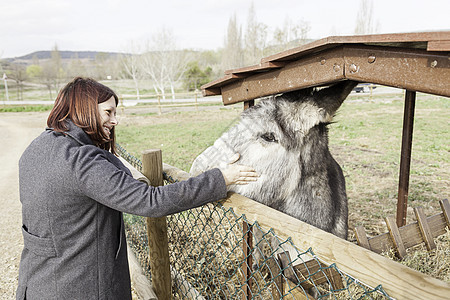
[118,144,392,299]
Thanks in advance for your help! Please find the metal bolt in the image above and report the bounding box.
[430,60,438,68]
[349,64,358,73]
[333,64,341,72]
[368,55,376,63]
[320,58,326,65]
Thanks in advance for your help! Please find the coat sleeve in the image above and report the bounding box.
[73,145,227,217]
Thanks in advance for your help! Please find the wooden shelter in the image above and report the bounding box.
[201,31,450,227]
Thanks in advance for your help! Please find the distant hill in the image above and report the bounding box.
[5,50,125,65]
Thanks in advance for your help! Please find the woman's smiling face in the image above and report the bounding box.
[98,96,118,139]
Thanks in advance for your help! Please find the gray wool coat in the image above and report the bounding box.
[16,120,227,300]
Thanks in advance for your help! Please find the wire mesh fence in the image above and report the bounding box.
[118,144,392,299]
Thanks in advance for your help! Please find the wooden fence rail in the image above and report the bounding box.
[355,199,449,259]
[118,91,212,115]
[162,163,450,300]
[123,156,450,299]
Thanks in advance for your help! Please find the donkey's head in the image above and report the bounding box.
[191,80,357,207]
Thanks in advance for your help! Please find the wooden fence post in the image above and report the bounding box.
[195,90,198,111]
[157,95,162,115]
[142,149,172,299]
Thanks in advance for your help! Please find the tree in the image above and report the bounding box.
[66,53,87,79]
[141,28,191,100]
[244,2,268,65]
[50,44,65,90]
[120,53,142,99]
[183,61,212,91]
[120,41,144,99]
[26,64,43,79]
[36,44,66,99]
[271,17,310,54]
[41,60,57,100]
[141,49,165,98]
[165,49,191,99]
[222,14,243,71]
[8,63,28,101]
[354,0,379,34]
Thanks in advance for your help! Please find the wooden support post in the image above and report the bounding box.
[396,90,416,227]
[243,100,254,110]
[385,216,407,259]
[278,252,315,299]
[142,150,172,300]
[266,257,283,299]
[195,90,198,111]
[157,95,162,115]
[414,207,436,251]
[354,225,371,250]
[120,95,125,116]
[241,221,253,299]
[440,199,450,228]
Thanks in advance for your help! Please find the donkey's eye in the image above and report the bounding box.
[260,132,277,143]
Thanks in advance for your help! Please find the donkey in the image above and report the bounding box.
[191,80,357,242]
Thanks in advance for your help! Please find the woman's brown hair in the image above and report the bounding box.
[47,77,119,154]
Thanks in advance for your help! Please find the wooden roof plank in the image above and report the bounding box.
[344,45,450,97]
[224,61,286,75]
[202,32,450,102]
[428,40,450,51]
[201,73,239,89]
[221,47,347,105]
[261,31,450,64]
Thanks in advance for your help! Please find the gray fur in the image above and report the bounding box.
[191,80,358,240]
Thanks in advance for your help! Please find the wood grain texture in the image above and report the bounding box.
[354,225,371,250]
[142,150,172,300]
[224,193,450,300]
[127,244,158,300]
[414,207,436,251]
[161,165,450,299]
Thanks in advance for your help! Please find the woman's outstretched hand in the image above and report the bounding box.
[219,153,259,186]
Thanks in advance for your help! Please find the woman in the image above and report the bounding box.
[16,77,257,299]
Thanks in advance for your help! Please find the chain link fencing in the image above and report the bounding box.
[118,144,391,299]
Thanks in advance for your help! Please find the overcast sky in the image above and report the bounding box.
[1,0,449,58]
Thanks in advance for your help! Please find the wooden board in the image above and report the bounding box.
[343,46,450,97]
[220,47,346,104]
[414,207,437,251]
[161,165,450,299]
[367,213,447,254]
[202,31,450,100]
[127,244,158,300]
[224,192,450,300]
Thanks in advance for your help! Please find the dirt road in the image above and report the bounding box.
[0,112,48,299]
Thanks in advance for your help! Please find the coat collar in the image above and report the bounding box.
[47,119,94,146]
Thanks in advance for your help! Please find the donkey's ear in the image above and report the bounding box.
[314,80,358,115]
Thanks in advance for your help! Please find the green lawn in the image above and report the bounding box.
[116,93,449,235]
[115,91,449,282]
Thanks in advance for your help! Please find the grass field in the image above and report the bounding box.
[115,90,449,282]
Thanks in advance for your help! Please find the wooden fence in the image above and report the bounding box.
[355,199,449,259]
[124,150,450,300]
[119,91,211,115]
